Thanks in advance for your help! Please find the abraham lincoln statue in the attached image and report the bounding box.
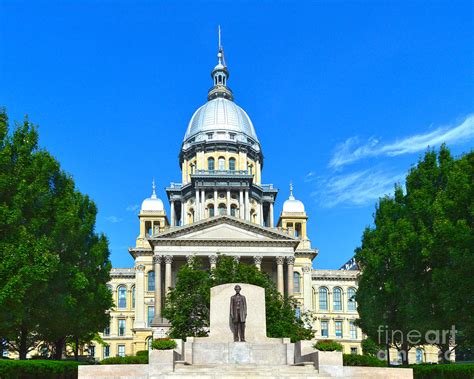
[230,285,247,342]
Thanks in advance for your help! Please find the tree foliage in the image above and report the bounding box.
[163,256,314,342]
[0,108,113,359]
[355,145,474,364]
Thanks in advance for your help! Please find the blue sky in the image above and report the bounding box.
[1,1,473,269]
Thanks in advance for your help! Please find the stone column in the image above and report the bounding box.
[214,189,218,216]
[164,255,173,293]
[245,190,250,221]
[133,264,146,328]
[195,189,200,221]
[259,203,263,225]
[152,256,162,325]
[302,266,312,310]
[239,190,244,218]
[201,189,206,219]
[254,255,263,271]
[186,254,195,266]
[226,190,231,215]
[170,201,175,226]
[180,200,184,226]
[276,256,285,295]
[287,256,295,297]
[269,202,274,227]
[233,256,240,265]
[209,254,218,270]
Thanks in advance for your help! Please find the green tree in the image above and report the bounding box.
[355,145,474,365]
[0,108,113,359]
[163,256,314,342]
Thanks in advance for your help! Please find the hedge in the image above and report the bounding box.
[343,354,386,367]
[313,340,343,352]
[151,338,177,350]
[412,363,474,379]
[135,350,148,357]
[100,355,148,365]
[0,360,80,379]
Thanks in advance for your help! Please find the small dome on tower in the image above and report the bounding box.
[282,183,305,213]
[141,180,164,212]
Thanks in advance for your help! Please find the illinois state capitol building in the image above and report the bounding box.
[99,42,433,365]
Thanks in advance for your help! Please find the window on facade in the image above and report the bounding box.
[103,324,110,336]
[335,321,343,338]
[148,271,155,291]
[208,157,215,171]
[218,157,225,170]
[320,320,329,338]
[117,286,127,309]
[248,164,253,175]
[349,321,357,339]
[348,287,356,311]
[118,345,125,357]
[208,204,215,217]
[89,345,95,358]
[333,287,342,311]
[147,306,155,327]
[131,286,135,309]
[229,158,236,171]
[295,307,301,319]
[229,133,235,140]
[190,164,195,174]
[350,347,358,355]
[218,203,226,215]
[103,345,110,359]
[293,272,301,293]
[207,133,213,140]
[230,205,237,217]
[319,287,328,310]
[118,319,126,336]
[416,348,423,364]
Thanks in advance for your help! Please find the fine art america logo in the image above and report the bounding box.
[377,325,457,361]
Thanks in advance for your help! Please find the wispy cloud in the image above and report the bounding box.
[105,216,123,223]
[329,114,474,168]
[311,169,404,208]
[126,204,140,212]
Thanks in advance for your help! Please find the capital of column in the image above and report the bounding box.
[253,256,263,266]
[209,254,218,265]
[164,255,173,264]
[286,256,295,265]
[276,256,285,265]
[233,255,240,264]
[153,255,162,265]
[302,265,311,273]
[186,254,195,265]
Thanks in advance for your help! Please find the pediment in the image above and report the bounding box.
[149,215,297,243]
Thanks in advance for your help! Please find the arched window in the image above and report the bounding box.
[248,164,253,175]
[333,287,342,311]
[218,203,226,215]
[347,287,357,311]
[293,272,301,293]
[208,157,215,171]
[131,286,135,309]
[229,158,236,171]
[117,285,127,309]
[208,204,215,217]
[218,157,225,170]
[230,205,237,217]
[319,287,328,310]
[148,271,155,292]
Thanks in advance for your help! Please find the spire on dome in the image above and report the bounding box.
[151,179,157,199]
[208,25,233,101]
[289,182,295,200]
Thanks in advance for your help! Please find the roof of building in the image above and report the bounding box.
[282,183,305,213]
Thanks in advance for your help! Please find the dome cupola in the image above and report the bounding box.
[282,183,305,213]
[141,180,164,212]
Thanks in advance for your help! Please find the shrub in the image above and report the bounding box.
[313,340,343,352]
[135,350,148,357]
[343,354,385,367]
[100,355,148,365]
[0,360,80,379]
[151,338,177,350]
[411,363,474,379]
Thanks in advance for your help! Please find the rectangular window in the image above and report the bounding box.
[295,307,301,319]
[89,345,95,358]
[118,345,125,357]
[350,347,358,355]
[207,133,213,140]
[148,306,155,327]
[148,271,155,291]
[335,321,343,338]
[349,321,357,339]
[118,319,125,336]
[104,346,110,359]
[229,133,235,140]
[320,320,329,338]
[103,325,110,336]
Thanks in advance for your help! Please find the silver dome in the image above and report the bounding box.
[183,97,259,144]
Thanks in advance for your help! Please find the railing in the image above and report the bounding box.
[193,169,251,176]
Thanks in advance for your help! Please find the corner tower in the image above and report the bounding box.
[166,30,277,227]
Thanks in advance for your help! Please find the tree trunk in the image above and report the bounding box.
[386,343,391,366]
[53,338,65,360]
[74,336,79,361]
[19,327,28,360]
[401,341,410,365]
[439,342,451,363]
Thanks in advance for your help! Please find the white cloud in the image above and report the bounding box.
[105,216,123,223]
[329,114,474,168]
[312,169,404,208]
[126,204,140,212]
